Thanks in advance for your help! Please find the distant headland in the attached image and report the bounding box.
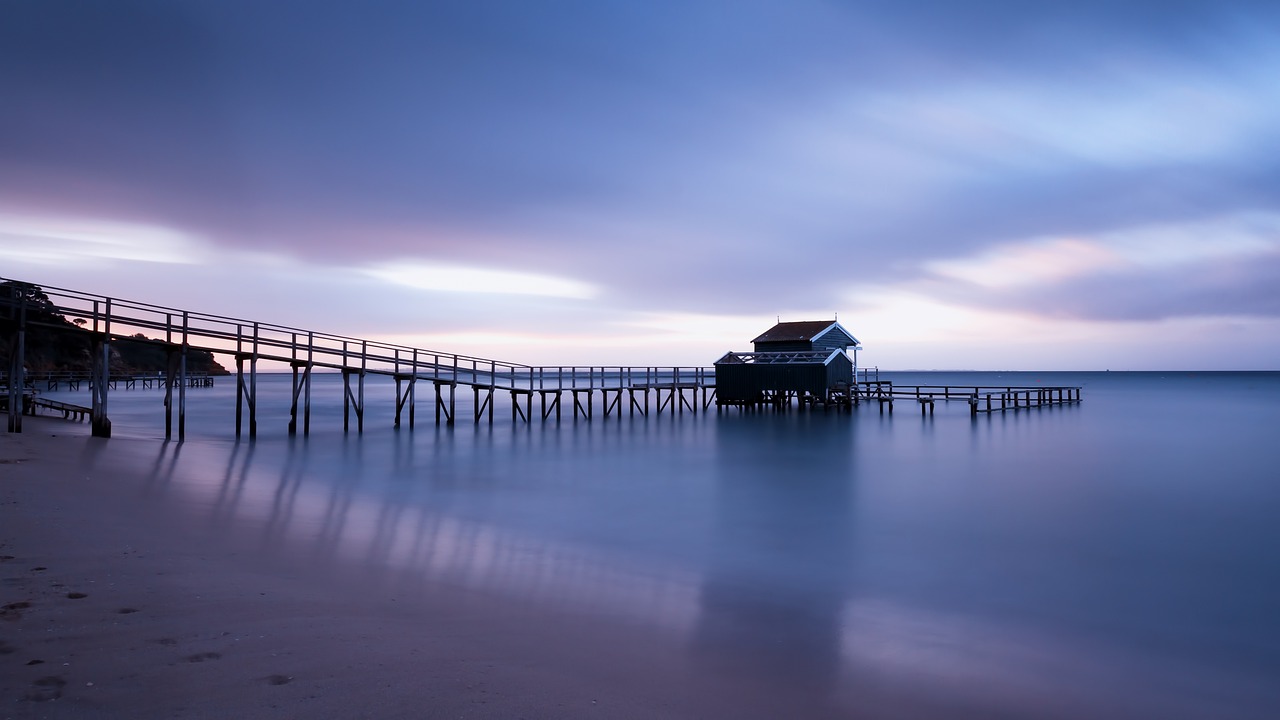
[0,282,229,376]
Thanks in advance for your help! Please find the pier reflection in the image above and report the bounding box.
[139,426,704,634]
[696,412,858,711]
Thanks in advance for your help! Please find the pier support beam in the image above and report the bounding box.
[473,386,494,424]
[571,389,592,420]
[657,387,681,415]
[394,373,416,429]
[4,287,25,434]
[289,361,313,436]
[679,387,695,414]
[163,346,187,440]
[235,352,258,439]
[628,388,648,417]
[343,368,365,433]
[435,381,456,426]
[90,336,111,437]
[602,389,622,417]
[540,390,561,421]
[511,390,532,423]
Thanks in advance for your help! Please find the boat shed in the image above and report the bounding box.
[714,349,854,404]
[715,319,861,406]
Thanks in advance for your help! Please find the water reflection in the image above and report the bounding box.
[54,372,1280,717]
[139,424,703,632]
[695,412,858,706]
[258,437,308,550]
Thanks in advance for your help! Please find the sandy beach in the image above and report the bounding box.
[1,418,913,720]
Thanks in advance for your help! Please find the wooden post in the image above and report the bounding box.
[410,349,417,429]
[164,347,178,439]
[235,325,244,437]
[304,332,313,435]
[250,323,259,439]
[342,341,350,432]
[91,299,112,437]
[178,313,187,441]
[290,362,302,435]
[5,288,26,433]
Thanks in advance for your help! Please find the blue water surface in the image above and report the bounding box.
[36,371,1280,718]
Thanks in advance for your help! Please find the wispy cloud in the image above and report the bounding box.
[363,261,598,300]
[925,213,1280,290]
[0,213,208,265]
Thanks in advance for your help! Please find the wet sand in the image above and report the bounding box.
[0,419,909,719]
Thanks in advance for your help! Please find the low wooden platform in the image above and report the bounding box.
[859,384,1082,416]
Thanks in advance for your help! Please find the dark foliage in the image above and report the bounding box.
[1,281,228,375]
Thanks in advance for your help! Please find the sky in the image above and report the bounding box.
[2,0,1279,370]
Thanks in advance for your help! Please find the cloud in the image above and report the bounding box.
[895,213,1280,322]
[363,261,598,300]
[0,213,208,265]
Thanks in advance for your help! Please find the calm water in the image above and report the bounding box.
[37,371,1280,717]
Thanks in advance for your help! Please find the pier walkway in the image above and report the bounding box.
[2,279,716,438]
[3,279,1081,438]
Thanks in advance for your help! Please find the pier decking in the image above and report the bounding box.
[3,278,1082,438]
[2,279,720,438]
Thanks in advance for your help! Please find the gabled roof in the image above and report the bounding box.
[751,320,859,346]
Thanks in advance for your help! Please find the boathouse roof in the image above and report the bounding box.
[751,320,859,347]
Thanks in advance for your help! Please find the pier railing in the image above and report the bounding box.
[2,278,718,437]
[3,279,709,388]
[4,278,1076,437]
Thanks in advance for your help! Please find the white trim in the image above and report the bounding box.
[811,321,860,347]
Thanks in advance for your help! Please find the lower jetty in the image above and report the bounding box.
[860,381,1083,417]
[2,278,1081,438]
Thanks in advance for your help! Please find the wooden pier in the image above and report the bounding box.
[2,279,715,439]
[3,279,1082,438]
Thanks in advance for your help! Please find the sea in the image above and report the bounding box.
[30,370,1280,718]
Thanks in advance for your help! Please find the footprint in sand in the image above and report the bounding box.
[0,640,16,655]
[117,607,139,614]
[24,676,66,702]
[2,601,32,620]
[66,592,88,600]
[265,674,293,685]
[183,652,222,663]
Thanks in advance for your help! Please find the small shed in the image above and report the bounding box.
[714,319,861,405]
